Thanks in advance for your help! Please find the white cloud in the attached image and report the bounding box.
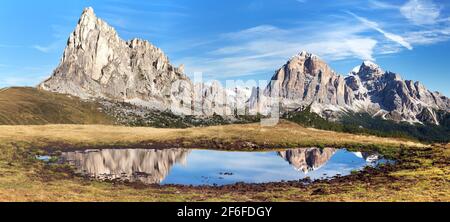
[176,23,379,79]
[404,27,450,45]
[348,12,413,50]
[400,0,441,25]
[368,0,398,9]
[33,43,59,53]
[33,45,53,53]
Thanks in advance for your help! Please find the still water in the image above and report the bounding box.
[57,148,387,186]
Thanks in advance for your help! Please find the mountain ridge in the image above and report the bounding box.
[38,7,449,126]
[251,52,449,125]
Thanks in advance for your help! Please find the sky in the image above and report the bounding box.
[0,0,449,96]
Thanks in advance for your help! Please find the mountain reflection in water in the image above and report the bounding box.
[278,148,337,173]
[60,148,382,185]
[61,149,190,184]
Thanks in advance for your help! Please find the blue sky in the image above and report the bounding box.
[0,0,449,95]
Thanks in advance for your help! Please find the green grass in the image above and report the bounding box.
[0,87,114,125]
[284,106,450,143]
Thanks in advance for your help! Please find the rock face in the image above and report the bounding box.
[251,52,450,124]
[346,61,450,124]
[39,7,252,117]
[39,7,448,124]
[39,7,193,114]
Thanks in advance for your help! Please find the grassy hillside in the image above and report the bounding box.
[1,87,447,144]
[0,87,114,125]
[284,106,450,143]
[0,121,426,151]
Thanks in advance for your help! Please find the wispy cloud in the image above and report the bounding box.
[176,0,448,80]
[32,24,69,53]
[368,0,442,26]
[177,22,379,79]
[348,12,413,50]
[368,0,399,10]
[400,0,441,25]
[99,2,190,39]
[404,27,450,45]
[365,0,450,47]
[33,41,62,53]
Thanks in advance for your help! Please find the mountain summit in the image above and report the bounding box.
[39,7,251,116]
[251,54,449,124]
[39,7,192,113]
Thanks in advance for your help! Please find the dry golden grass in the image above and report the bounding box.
[0,121,426,149]
[0,142,447,202]
[0,87,114,125]
[0,120,446,202]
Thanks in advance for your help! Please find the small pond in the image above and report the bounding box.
[44,148,390,186]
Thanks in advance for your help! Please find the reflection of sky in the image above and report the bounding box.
[161,149,380,186]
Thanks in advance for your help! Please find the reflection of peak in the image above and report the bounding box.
[352,152,380,163]
[61,149,190,184]
[278,148,336,173]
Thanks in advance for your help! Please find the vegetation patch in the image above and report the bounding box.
[0,87,114,125]
[284,106,450,143]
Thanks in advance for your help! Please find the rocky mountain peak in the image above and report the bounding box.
[251,50,449,125]
[39,7,250,117]
[39,7,193,113]
[296,51,318,59]
[283,51,336,80]
[356,60,385,79]
[257,50,353,116]
[38,8,449,125]
[80,7,95,20]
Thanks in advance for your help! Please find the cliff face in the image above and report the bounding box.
[265,52,354,108]
[39,7,449,124]
[39,8,252,117]
[346,61,450,124]
[253,53,450,124]
[39,7,193,114]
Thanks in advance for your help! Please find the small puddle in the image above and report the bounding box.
[43,148,390,186]
[36,155,52,162]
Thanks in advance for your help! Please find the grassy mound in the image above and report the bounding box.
[0,87,114,125]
